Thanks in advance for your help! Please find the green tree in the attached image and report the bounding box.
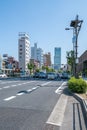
[66,50,75,75]
[41,65,55,73]
[42,66,46,70]
[27,63,34,75]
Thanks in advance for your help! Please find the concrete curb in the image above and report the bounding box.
[68,89,87,119]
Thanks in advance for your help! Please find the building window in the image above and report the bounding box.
[20,45,22,47]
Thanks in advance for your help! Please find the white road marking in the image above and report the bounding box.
[27,89,32,92]
[3,86,10,89]
[1,81,20,84]
[4,96,16,101]
[41,81,52,86]
[31,87,37,90]
[17,84,22,86]
[55,82,66,94]
[22,83,26,84]
[0,81,35,90]
[16,86,39,96]
[1,82,6,84]
[11,84,17,87]
[2,82,40,101]
[46,94,68,126]
[16,93,24,96]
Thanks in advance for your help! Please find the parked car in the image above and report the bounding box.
[39,72,47,78]
[47,72,56,80]
[0,73,7,78]
[61,73,69,79]
[33,72,40,78]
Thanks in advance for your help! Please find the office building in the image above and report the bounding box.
[18,33,30,72]
[43,52,51,67]
[37,48,43,67]
[54,47,61,70]
[31,43,37,60]
[31,43,43,67]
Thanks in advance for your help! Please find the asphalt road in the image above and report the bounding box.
[0,79,66,130]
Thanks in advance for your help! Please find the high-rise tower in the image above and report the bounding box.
[54,47,61,70]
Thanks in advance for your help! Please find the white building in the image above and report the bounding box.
[18,33,30,72]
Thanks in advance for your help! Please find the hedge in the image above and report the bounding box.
[68,77,87,93]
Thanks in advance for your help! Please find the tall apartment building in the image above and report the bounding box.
[43,52,51,67]
[54,47,61,70]
[18,33,30,72]
[31,43,43,67]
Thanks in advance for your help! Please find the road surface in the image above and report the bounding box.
[0,79,66,130]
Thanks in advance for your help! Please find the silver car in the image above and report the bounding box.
[47,72,56,80]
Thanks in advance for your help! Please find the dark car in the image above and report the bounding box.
[33,72,40,78]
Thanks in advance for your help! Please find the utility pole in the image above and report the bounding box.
[70,15,83,78]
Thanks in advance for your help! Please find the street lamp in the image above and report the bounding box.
[70,15,83,78]
[65,15,83,78]
[65,27,75,76]
[65,27,75,51]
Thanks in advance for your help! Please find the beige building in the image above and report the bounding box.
[43,52,51,67]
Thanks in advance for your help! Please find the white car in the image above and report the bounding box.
[0,73,7,78]
[47,72,56,80]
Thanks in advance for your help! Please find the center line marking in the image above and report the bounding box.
[3,86,10,89]
[17,84,21,86]
[41,81,52,86]
[4,96,16,101]
[11,85,17,87]
[27,89,32,92]
[31,87,37,90]
[17,93,24,96]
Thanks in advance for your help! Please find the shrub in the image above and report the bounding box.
[68,77,87,93]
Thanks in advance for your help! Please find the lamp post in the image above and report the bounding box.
[66,15,83,78]
[70,15,83,78]
[65,27,75,76]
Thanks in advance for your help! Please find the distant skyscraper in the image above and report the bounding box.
[37,48,43,67]
[31,43,37,60]
[18,33,30,72]
[54,47,61,70]
[31,43,43,67]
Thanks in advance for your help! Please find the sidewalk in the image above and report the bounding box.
[60,88,87,130]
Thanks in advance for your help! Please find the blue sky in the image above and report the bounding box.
[0,0,87,64]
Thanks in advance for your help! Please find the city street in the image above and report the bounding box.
[0,79,66,130]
